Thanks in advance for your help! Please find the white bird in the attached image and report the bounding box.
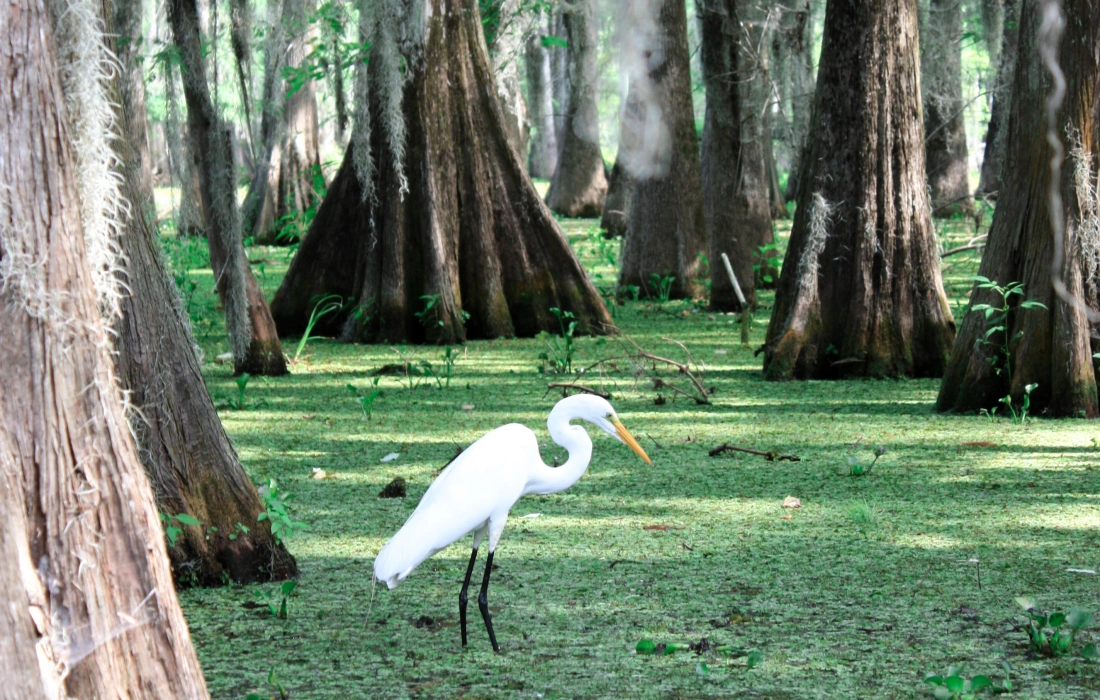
[373,394,651,652]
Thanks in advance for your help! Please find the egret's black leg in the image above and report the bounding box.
[478,550,500,652]
[459,547,479,647]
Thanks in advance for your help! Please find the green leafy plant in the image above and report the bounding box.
[257,479,309,546]
[294,294,343,361]
[970,277,1047,423]
[648,273,676,306]
[158,512,202,547]
[536,307,577,374]
[1015,597,1096,658]
[636,638,762,669]
[346,377,383,419]
[922,662,1012,699]
[254,580,299,620]
[274,164,327,246]
[414,294,444,329]
[246,665,288,700]
[753,243,779,287]
[437,346,459,388]
[173,270,198,315]
[229,372,251,410]
[845,500,878,531]
[228,522,250,541]
[843,444,888,476]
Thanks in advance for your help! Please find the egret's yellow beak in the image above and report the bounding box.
[612,418,652,465]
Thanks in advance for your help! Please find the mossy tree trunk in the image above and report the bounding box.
[110,0,298,585]
[976,0,1020,199]
[241,0,324,244]
[618,0,707,300]
[169,0,289,376]
[936,0,1100,417]
[270,0,611,344]
[921,0,973,216]
[699,0,776,310]
[763,0,955,380]
[0,0,208,691]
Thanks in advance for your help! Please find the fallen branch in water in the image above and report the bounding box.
[708,443,801,462]
[545,382,611,399]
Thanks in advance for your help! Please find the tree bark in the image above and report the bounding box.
[488,0,531,160]
[544,0,608,217]
[551,11,569,147]
[777,0,815,202]
[936,0,1100,417]
[921,0,973,216]
[617,0,707,300]
[241,0,324,244]
[975,0,1020,199]
[270,0,612,344]
[699,0,776,310]
[763,0,955,380]
[526,10,559,178]
[110,0,298,585]
[0,0,209,692]
[169,0,289,376]
[600,158,633,236]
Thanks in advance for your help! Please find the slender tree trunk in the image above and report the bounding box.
[270,0,612,343]
[110,0,298,585]
[229,0,256,161]
[921,0,973,216]
[937,0,1099,417]
[981,0,1004,82]
[763,0,955,380]
[241,0,324,244]
[545,0,608,217]
[551,11,569,142]
[699,0,776,310]
[975,0,1019,199]
[169,0,289,376]
[0,0,209,692]
[489,0,531,159]
[526,10,559,178]
[617,0,707,299]
[777,0,815,202]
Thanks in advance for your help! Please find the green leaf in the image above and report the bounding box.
[923,674,944,685]
[174,513,202,526]
[1067,608,1094,630]
[933,687,953,700]
[945,675,964,693]
[1015,596,1036,612]
[1049,612,1067,628]
[636,639,656,655]
[971,675,992,691]
[541,35,568,48]
[281,580,298,596]
[1081,642,1098,659]
[746,651,763,669]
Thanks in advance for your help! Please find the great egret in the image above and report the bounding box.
[373,394,651,652]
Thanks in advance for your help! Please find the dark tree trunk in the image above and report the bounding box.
[0,0,209,691]
[617,0,707,299]
[270,0,612,344]
[600,158,633,237]
[975,0,1020,199]
[763,0,955,380]
[241,0,324,244]
[922,0,973,216]
[169,0,289,376]
[699,0,776,310]
[526,10,559,178]
[545,0,608,217]
[936,0,1100,417]
[777,0,815,202]
[109,0,298,585]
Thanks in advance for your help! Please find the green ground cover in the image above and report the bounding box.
[166,214,1100,698]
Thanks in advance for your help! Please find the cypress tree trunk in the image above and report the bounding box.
[778,0,815,203]
[241,0,324,244]
[110,0,298,584]
[699,0,775,310]
[921,0,973,216]
[551,11,569,149]
[0,0,208,691]
[526,10,559,178]
[936,0,1099,417]
[270,0,611,343]
[975,0,1020,199]
[488,0,531,159]
[545,0,608,217]
[763,0,955,380]
[169,0,289,376]
[600,158,633,236]
[618,0,707,299]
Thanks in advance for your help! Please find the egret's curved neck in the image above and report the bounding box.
[523,407,593,496]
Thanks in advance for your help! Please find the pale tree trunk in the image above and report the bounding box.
[937,0,1100,417]
[551,11,569,141]
[229,0,256,160]
[975,0,1019,198]
[777,0,815,202]
[110,0,298,584]
[921,0,973,216]
[526,10,559,178]
[0,0,209,692]
[763,0,955,380]
[169,0,289,376]
[270,0,612,344]
[545,0,608,217]
[618,0,707,299]
[981,0,1004,81]
[700,0,776,310]
[600,158,633,236]
[488,0,531,159]
[241,0,324,244]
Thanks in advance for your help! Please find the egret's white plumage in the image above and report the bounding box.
[372,395,651,597]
